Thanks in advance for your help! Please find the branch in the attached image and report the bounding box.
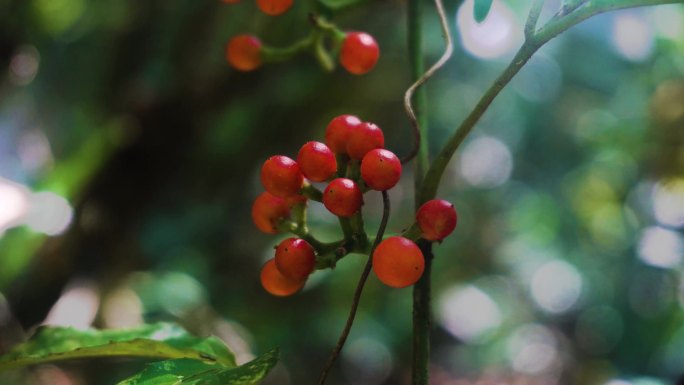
[318,190,390,385]
[525,0,545,39]
[418,0,682,204]
[411,240,433,385]
[534,0,684,44]
[402,0,454,165]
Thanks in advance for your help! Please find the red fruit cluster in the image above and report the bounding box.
[324,115,401,192]
[252,115,459,294]
[225,26,379,74]
[253,114,405,295]
[370,200,457,287]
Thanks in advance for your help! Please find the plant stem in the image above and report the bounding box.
[318,191,391,385]
[407,0,430,383]
[524,0,545,39]
[407,0,428,189]
[418,0,683,205]
[302,183,323,202]
[402,0,453,166]
[412,240,433,385]
[260,36,314,63]
[418,40,540,204]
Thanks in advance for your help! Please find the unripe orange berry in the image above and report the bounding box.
[260,258,305,296]
[256,0,293,15]
[275,238,316,280]
[416,199,457,241]
[372,236,424,288]
[251,192,291,234]
[226,35,262,71]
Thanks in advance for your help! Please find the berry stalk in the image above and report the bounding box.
[318,190,390,385]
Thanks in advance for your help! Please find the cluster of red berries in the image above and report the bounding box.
[253,115,458,296]
[226,32,379,74]
[223,0,379,74]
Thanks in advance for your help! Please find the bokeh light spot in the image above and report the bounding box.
[637,226,683,269]
[24,191,74,235]
[459,136,513,188]
[437,285,502,344]
[530,260,582,314]
[507,324,558,374]
[652,179,684,228]
[341,337,393,384]
[44,280,99,329]
[612,13,654,62]
[9,45,40,86]
[456,0,522,60]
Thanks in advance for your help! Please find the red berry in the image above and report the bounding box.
[226,35,262,71]
[416,199,457,241]
[340,32,380,75]
[297,141,337,182]
[323,178,363,217]
[261,155,304,198]
[256,0,293,15]
[251,192,291,234]
[275,238,316,280]
[347,121,384,160]
[325,115,362,154]
[372,236,424,288]
[260,258,305,296]
[361,149,402,191]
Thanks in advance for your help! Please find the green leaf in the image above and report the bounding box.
[473,0,493,23]
[0,323,236,371]
[117,348,279,385]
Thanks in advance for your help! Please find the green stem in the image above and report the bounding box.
[412,240,433,385]
[537,0,684,43]
[338,216,354,242]
[335,154,350,178]
[301,183,323,202]
[418,40,541,204]
[407,0,432,383]
[277,220,328,251]
[260,36,314,63]
[318,191,391,385]
[408,0,429,196]
[310,14,347,42]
